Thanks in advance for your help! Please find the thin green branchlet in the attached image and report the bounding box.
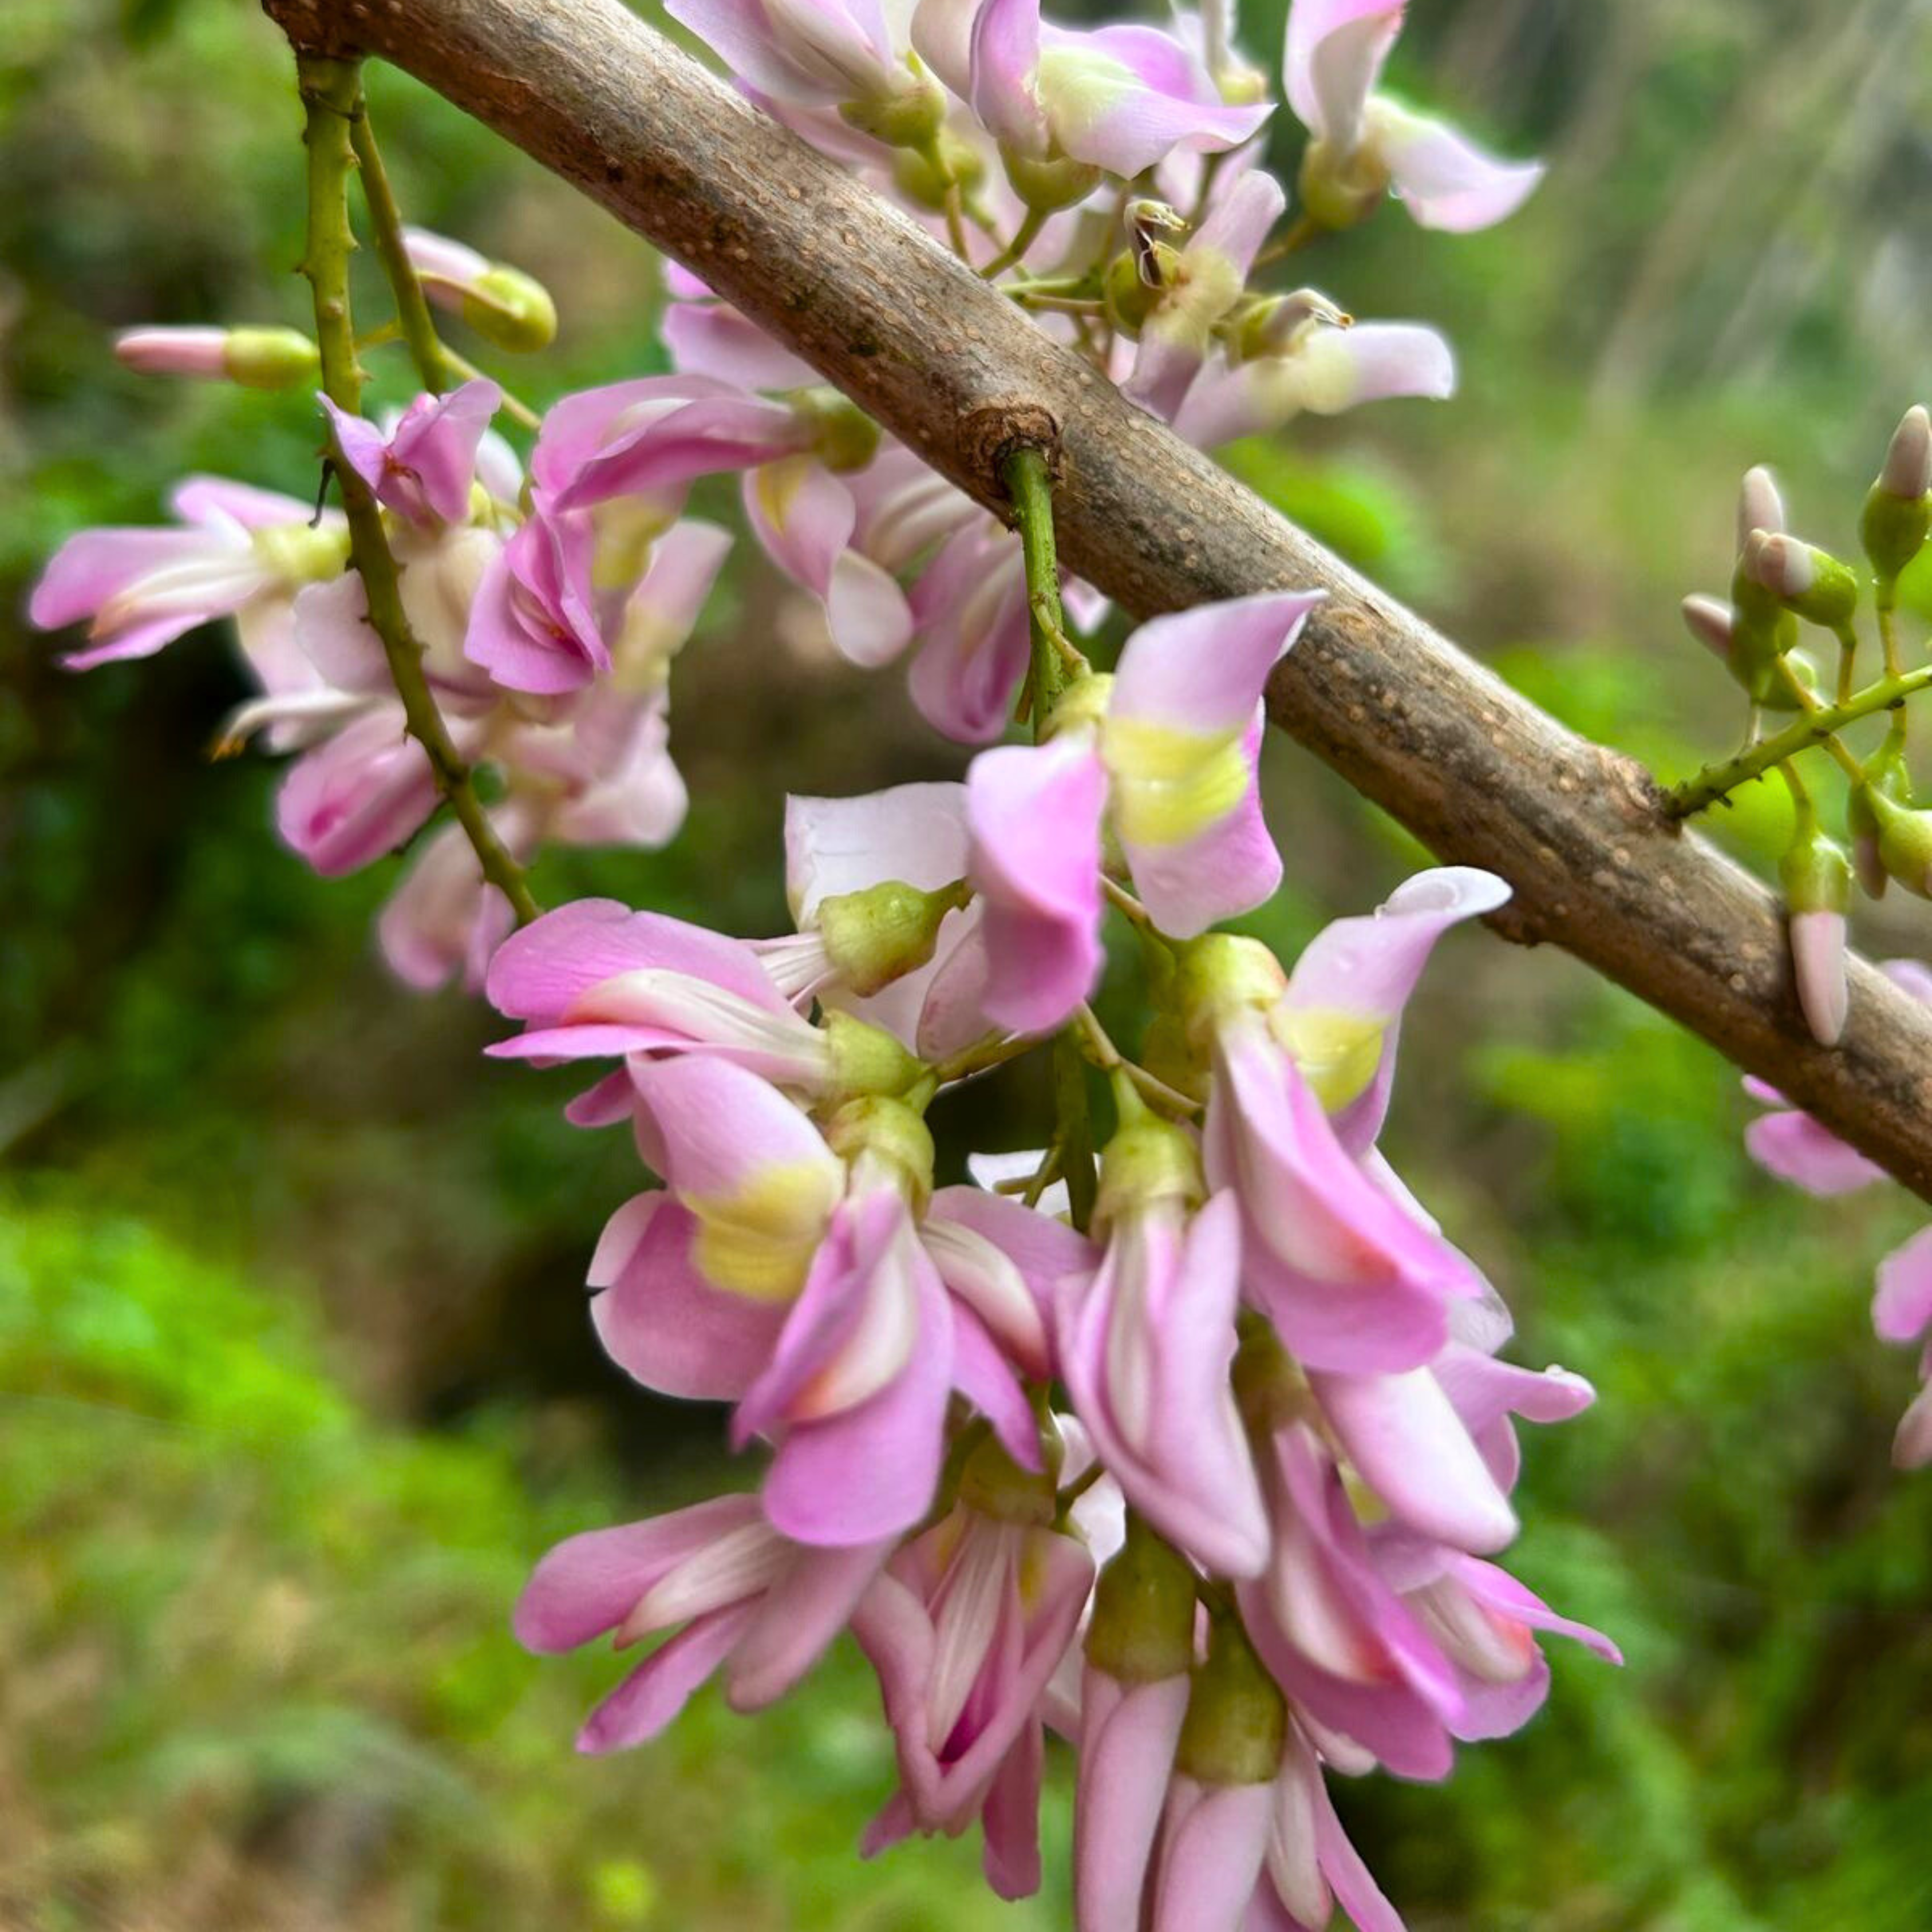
[294,51,540,926]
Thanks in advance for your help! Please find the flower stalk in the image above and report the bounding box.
[294,50,540,924]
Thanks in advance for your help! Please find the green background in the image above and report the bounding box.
[6,0,1932,1925]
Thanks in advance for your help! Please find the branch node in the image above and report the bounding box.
[963,401,1061,511]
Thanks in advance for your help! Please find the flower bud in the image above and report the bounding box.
[1862,405,1932,588]
[404,226,557,353]
[1680,593,1735,663]
[116,324,321,391]
[1086,1514,1198,1684]
[1736,464,1785,555]
[1779,823,1852,1046]
[1741,530,1859,629]
[1847,720,1911,897]
[816,878,969,996]
[1000,145,1103,214]
[787,386,881,474]
[1864,788,1932,900]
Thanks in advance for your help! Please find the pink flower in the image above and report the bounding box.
[530,375,814,515]
[464,500,614,695]
[1124,172,1286,423]
[514,1492,890,1751]
[667,0,943,137]
[274,702,442,878]
[1173,306,1455,448]
[916,0,1271,180]
[1056,1119,1269,1575]
[321,380,501,528]
[30,475,346,671]
[961,591,1324,1036]
[379,815,529,992]
[581,1057,1069,1544]
[856,1492,1096,1898]
[1284,0,1542,232]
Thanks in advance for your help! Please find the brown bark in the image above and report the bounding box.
[263,0,1932,1206]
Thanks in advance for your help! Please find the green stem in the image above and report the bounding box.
[347,102,448,396]
[980,206,1049,281]
[1880,602,1906,679]
[294,52,539,926]
[1001,443,1099,1228]
[1253,211,1322,270]
[1668,664,1932,815]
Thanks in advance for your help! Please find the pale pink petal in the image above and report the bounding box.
[663,295,821,390]
[725,1537,891,1709]
[1284,866,1511,1153]
[1744,1109,1883,1196]
[629,1053,839,1199]
[1109,591,1323,738]
[1155,1778,1274,1932]
[1074,1669,1190,1932]
[513,1494,762,1652]
[967,735,1108,1034]
[1371,98,1543,232]
[1283,0,1401,134]
[274,706,438,878]
[591,1196,788,1400]
[785,783,970,920]
[576,1602,757,1753]
[1874,1224,1932,1346]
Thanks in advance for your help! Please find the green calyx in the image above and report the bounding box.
[838,57,947,149]
[1862,787,1932,900]
[1044,672,1113,742]
[1232,1314,1304,1434]
[818,878,970,997]
[252,520,353,586]
[462,265,558,354]
[222,325,322,390]
[789,386,883,475]
[821,1016,928,1115]
[1779,818,1852,916]
[1104,251,1159,335]
[893,128,986,210]
[957,1420,1062,1524]
[1000,145,1103,214]
[1174,1613,1285,1786]
[1295,137,1385,232]
[1094,1112,1203,1231]
[1862,484,1931,593]
[1171,933,1287,1048]
[1086,1514,1198,1684]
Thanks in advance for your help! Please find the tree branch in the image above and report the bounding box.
[263,0,1932,1207]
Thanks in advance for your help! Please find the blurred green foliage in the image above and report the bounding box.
[7,1,1932,1927]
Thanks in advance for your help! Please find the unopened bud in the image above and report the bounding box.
[1863,405,1932,587]
[1736,464,1785,555]
[1086,1514,1197,1683]
[817,878,969,997]
[1864,787,1932,900]
[1847,721,1911,897]
[116,324,319,391]
[1680,594,1735,663]
[1779,824,1851,1047]
[1174,1614,1284,1787]
[1741,530,1859,629]
[787,386,882,475]
[404,226,556,353]
[1001,145,1102,214]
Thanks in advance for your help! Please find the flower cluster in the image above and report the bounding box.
[494,803,1618,1924]
[23,0,1611,1921]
